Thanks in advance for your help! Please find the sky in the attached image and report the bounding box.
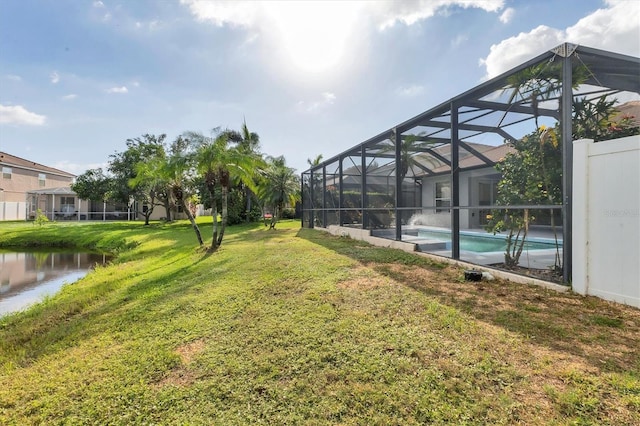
[0,0,638,176]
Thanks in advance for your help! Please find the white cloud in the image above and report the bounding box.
[181,0,505,29]
[370,0,505,29]
[180,1,506,72]
[93,1,105,8]
[50,71,60,84]
[395,84,425,97]
[5,74,22,81]
[62,94,77,100]
[479,25,564,78]
[180,0,258,27]
[298,92,336,113]
[106,86,128,94]
[0,104,47,125]
[322,92,336,103]
[481,1,640,78]
[499,7,514,24]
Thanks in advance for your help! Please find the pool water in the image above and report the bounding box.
[417,230,561,253]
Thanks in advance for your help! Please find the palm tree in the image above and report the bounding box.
[190,129,259,250]
[257,156,300,229]
[307,154,323,168]
[236,120,262,222]
[381,132,440,182]
[160,137,204,246]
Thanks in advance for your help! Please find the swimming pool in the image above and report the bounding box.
[416,229,562,253]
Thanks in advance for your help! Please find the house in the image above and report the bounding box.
[0,151,195,222]
[0,151,78,221]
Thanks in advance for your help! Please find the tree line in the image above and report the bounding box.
[72,121,301,251]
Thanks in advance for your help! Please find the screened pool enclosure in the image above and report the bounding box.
[301,43,640,283]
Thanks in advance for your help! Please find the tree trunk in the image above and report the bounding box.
[211,188,219,251]
[182,198,203,246]
[164,200,172,222]
[174,186,203,246]
[245,186,254,222]
[217,185,229,246]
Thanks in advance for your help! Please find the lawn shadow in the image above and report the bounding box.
[0,226,233,368]
[297,228,640,374]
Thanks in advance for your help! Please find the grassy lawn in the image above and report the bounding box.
[0,219,638,425]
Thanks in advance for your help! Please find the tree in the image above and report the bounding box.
[307,154,323,167]
[573,96,640,141]
[160,137,204,246]
[110,134,169,225]
[382,132,440,182]
[487,126,562,268]
[234,120,262,223]
[71,168,113,202]
[486,63,588,270]
[189,128,260,250]
[258,156,300,229]
[488,73,640,270]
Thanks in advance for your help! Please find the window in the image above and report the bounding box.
[38,173,46,187]
[2,167,11,179]
[435,181,450,213]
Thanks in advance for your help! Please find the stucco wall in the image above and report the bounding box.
[573,135,640,308]
[1,167,73,203]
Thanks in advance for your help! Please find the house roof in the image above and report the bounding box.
[26,187,77,196]
[429,143,514,175]
[0,151,76,178]
[614,100,640,126]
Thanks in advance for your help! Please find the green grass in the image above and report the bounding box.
[0,219,639,425]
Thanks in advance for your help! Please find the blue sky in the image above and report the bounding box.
[1,0,638,175]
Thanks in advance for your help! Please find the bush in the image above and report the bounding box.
[34,209,49,226]
[281,208,296,219]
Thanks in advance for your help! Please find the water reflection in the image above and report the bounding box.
[0,251,109,316]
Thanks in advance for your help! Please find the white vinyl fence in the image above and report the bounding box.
[573,135,640,308]
[0,202,27,221]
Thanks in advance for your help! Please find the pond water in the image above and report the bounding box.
[0,251,110,317]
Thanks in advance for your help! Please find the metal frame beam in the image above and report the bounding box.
[562,50,573,283]
[451,102,460,259]
[464,99,559,118]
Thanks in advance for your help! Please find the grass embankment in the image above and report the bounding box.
[0,220,638,424]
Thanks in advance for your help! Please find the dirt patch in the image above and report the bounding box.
[337,265,395,290]
[489,263,564,283]
[153,339,207,389]
[175,339,206,365]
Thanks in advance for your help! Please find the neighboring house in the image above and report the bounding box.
[0,151,192,222]
[0,151,77,221]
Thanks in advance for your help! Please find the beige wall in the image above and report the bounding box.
[1,166,73,202]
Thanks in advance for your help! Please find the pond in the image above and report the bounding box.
[0,251,110,317]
